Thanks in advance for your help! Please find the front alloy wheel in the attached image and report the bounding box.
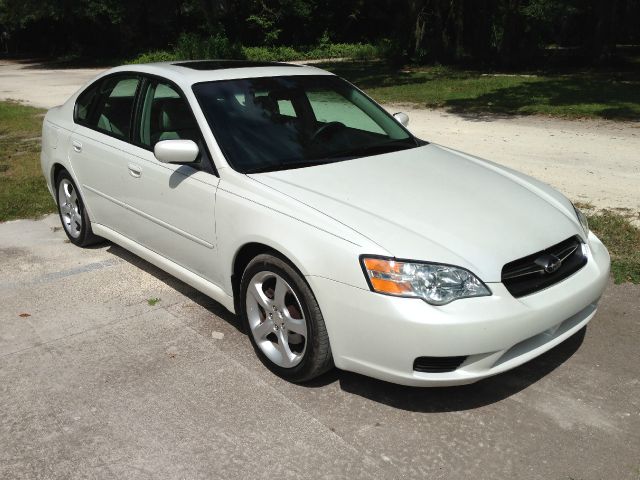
[246,271,308,368]
[240,254,333,382]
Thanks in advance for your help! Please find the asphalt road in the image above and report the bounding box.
[1,215,639,479]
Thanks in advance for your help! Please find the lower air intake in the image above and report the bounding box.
[413,356,467,373]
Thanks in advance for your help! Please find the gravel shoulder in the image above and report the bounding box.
[2,59,638,217]
[398,104,640,218]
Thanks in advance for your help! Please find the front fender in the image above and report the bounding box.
[215,176,387,298]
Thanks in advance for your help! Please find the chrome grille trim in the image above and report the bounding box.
[501,236,587,298]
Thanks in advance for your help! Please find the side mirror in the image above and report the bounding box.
[154,139,199,164]
[393,112,409,128]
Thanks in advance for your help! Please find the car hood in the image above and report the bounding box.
[248,144,582,282]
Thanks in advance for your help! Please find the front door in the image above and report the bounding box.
[121,79,220,284]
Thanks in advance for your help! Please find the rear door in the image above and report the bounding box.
[121,77,220,283]
[70,74,141,234]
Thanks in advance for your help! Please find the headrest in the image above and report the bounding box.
[252,95,279,116]
[155,98,194,131]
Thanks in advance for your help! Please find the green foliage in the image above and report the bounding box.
[243,0,315,45]
[129,50,179,64]
[245,43,380,62]
[588,211,640,284]
[303,43,379,61]
[242,46,299,62]
[130,36,381,63]
[246,12,281,46]
[2,0,640,67]
[376,38,408,65]
[174,33,244,60]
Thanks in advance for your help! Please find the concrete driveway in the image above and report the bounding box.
[1,215,639,479]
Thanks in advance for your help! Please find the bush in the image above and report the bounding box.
[376,38,407,64]
[175,33,245,60]
[129,50,178,64]
[243,46,300,62]
[244,43,380,62]
[130,35,382,64]
[305,43,379,60]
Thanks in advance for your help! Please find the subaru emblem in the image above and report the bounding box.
[534,254,562,274]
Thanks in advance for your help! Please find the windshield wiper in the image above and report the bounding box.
[243,140,418,174]
[244,158,340,174]
[326,140,417,160]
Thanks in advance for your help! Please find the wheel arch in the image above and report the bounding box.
[50,163,98,227]
[231,242,308,315]
[51,163,67,189]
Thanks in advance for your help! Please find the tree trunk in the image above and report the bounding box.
[198,0,229,31]
[593,0,618,63]
[469,0,494,64]
[409,0,428,57]
[453,0,464,61]
[500,0,521,68]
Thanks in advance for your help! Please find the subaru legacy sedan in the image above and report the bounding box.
[40,60,610,386]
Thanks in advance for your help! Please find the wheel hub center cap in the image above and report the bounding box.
[246,271,308,369]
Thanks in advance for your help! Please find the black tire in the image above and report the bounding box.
[55,170,101,247]
[240,253,333,383]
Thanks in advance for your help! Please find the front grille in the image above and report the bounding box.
[502,236,587,298]
[413,356,467,373]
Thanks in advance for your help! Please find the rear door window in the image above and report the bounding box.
[87,76,140,141]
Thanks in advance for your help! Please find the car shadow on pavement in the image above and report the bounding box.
[105,241,586,411]
[315,327,586,412]
[105,243,242,332]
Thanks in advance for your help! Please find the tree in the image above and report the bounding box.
[1,0,638,65]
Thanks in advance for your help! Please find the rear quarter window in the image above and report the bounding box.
[74,83,100,124]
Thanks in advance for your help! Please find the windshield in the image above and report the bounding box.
[192,75,419,173]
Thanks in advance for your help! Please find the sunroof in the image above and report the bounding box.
[173,60,300,71]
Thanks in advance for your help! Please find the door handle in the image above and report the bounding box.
[128,163,142,178]
[72,140,82,153]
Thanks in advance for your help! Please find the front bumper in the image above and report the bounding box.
[307,232,610,387]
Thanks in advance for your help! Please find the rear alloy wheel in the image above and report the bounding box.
[56,170,100,247]
[241,254,333,382]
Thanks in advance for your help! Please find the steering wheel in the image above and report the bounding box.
[310,121,347,143]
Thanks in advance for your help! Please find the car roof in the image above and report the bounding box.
[106,60,333,87]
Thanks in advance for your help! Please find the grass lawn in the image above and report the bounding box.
[0,100,638,283]
[0,102,56,221]
[321,62,640,120]
[588,210,640,284]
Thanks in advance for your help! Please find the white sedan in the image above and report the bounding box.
[40,60,610,386]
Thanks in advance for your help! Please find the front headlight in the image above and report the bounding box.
[573,205,589,236]
[360,256,491,306]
